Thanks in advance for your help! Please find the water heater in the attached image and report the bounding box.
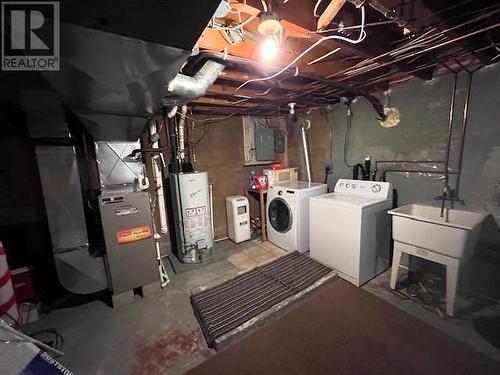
[170,172,213,263]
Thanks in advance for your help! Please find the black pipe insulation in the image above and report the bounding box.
[364,157,371,180]
[129,147,169,157]
[352,164,365,180]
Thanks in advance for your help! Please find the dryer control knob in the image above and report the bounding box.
[278,190,283,196]
[372,184,381,193]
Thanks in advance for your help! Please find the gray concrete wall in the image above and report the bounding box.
[288,111,330,184]
[190,117,287,240]
[322,63,500,245]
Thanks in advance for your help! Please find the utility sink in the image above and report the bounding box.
[388,203,486,316]
[388,203,486,259]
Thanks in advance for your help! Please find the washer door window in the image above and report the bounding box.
[268,198,292,233]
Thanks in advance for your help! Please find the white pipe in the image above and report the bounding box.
[178,105,187,161]
[149,118,170,287]
[301,120,312,183]
[150,120,168,234]
[154,233,169,288]
[167,106,178,118]
[209,183,215,240]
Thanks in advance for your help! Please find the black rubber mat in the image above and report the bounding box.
[191,252,333,348]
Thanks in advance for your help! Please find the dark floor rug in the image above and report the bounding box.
[191,252,334,348]
[187,279,500,375]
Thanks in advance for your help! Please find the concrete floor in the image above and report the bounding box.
[25,240,500,374]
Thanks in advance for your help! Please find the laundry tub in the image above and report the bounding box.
[388,203,486,316]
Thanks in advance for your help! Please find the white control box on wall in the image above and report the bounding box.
[226,195,251,243]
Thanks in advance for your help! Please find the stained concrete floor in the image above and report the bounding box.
[25,240,500,374]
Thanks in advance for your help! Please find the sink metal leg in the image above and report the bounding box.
[446,263,460,317]
[390,247,402,290]
[389,242,462,316]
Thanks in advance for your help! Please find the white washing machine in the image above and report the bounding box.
[310,179,393,286]
[267,181,327,253]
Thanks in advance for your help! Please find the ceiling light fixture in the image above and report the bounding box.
[257,8,282,61]
[257,11,281,36]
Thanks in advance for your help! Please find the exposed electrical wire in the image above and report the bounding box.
[307,47,341,65]
[261,0,268,12]
[313,20,395,33]
[234,5,367,93]
[197,0,498,116]
[219,29,236,45]
[313,0,324,17]
[179,111,239,124]
[211,15,257,31]
[255,87,273,96]
[327,6,500,79]
[228,0,247,14]
[343,102,356,168]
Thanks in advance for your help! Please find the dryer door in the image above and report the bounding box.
[268,197,293,233]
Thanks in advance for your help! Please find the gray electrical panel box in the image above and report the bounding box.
[255,123,274,161]
[99,190,159,295]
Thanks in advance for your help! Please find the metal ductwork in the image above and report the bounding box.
[164,59,226,105]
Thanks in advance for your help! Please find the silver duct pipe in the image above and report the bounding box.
[167,60,225,99]
[301,120,312,183]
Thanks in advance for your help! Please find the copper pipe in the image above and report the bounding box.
[454,65,476,198]
[444,73,457,179]
[382,169,458,177]
[373,160,446,180]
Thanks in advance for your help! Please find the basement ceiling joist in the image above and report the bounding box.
[188,0,500,115]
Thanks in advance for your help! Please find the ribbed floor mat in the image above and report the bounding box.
[191,252,333,348]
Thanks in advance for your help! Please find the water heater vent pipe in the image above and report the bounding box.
[301,120,312,183]
[149,119,168,234]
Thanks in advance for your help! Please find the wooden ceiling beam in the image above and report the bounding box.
[192,96,258,108]
[218,70,314,91]
[208,83,283,101]
[245,0,433,80]
[317,0,347,31]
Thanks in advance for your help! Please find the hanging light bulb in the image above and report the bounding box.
[257,7,282,62]
[260,35,278,61]
[257,11,281,36]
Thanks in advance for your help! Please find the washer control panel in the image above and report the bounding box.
[334,179,392,199]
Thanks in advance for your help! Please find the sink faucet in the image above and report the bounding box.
[436,183,463,222]
[439,185,450,222]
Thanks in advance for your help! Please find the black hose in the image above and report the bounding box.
[129,147,169,157]
[352,164,365,180]
[343,103,356,168]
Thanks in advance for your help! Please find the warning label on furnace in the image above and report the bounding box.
[116,226,152,244]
